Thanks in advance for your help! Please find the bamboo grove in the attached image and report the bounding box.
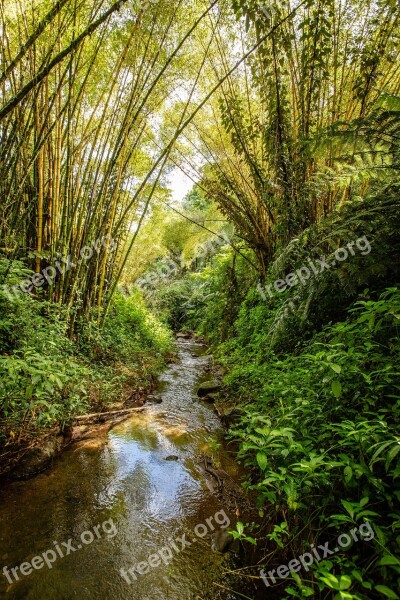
[1,0,399,328]
[0,0,226,330]
[166,0,400,278]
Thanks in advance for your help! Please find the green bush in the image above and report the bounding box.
[0,350,89,432]
[155,246,257,341]
[0,273,89,439]
[226,288,400,599]
[81,290,173,367]
[0,267,173,443]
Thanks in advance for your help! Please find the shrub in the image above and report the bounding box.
[0,272,173,444]
[227,288,400,599]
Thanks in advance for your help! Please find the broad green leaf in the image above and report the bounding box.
[332,381,342,398]
[236,521,244,535]
[256,452,268,470]
[339,575,352,590]
[386,443,400,472]
[344,466,353,482]
[300,586,314,597]
[245,536,257,545]
[375,585,400,599]
[378,555,400,566]
[341,499,355,518]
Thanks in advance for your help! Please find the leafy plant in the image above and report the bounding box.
[224,288,400,598]
[230,521,257,545]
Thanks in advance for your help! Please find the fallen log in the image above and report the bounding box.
[74,407,145,422]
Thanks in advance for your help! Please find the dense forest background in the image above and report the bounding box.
[1,0,399,597]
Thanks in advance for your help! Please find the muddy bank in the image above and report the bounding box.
[0,334,194,481]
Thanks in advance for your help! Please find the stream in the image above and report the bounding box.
[0,339,252,600]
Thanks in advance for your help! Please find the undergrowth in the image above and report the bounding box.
[0,262,173,456]
[224,288,400,599]
[157,187,400,598]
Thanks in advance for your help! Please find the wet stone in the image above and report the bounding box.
[196,381,221,397]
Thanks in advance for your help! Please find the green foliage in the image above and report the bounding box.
[0,267,89,438]
[0,269,173,445]
[266,521,289,549]
[230,520,257,545]
[0,259,71,354]
[182,186,212,212]
[92,290,173,367]
[226,288,400,598]
[0,350,89,431]
[155,245,257,340]
[123,188,228,291]
[224,184,400,357]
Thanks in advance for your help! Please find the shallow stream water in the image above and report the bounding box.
[0,340,250,600]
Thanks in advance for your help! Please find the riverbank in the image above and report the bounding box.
[0,365,173,481]
[0,290,174,480]
[187,285,400,599]
[0,337,263,600]
[0,332,216,481]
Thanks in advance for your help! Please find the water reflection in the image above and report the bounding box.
[0,341,241,600]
